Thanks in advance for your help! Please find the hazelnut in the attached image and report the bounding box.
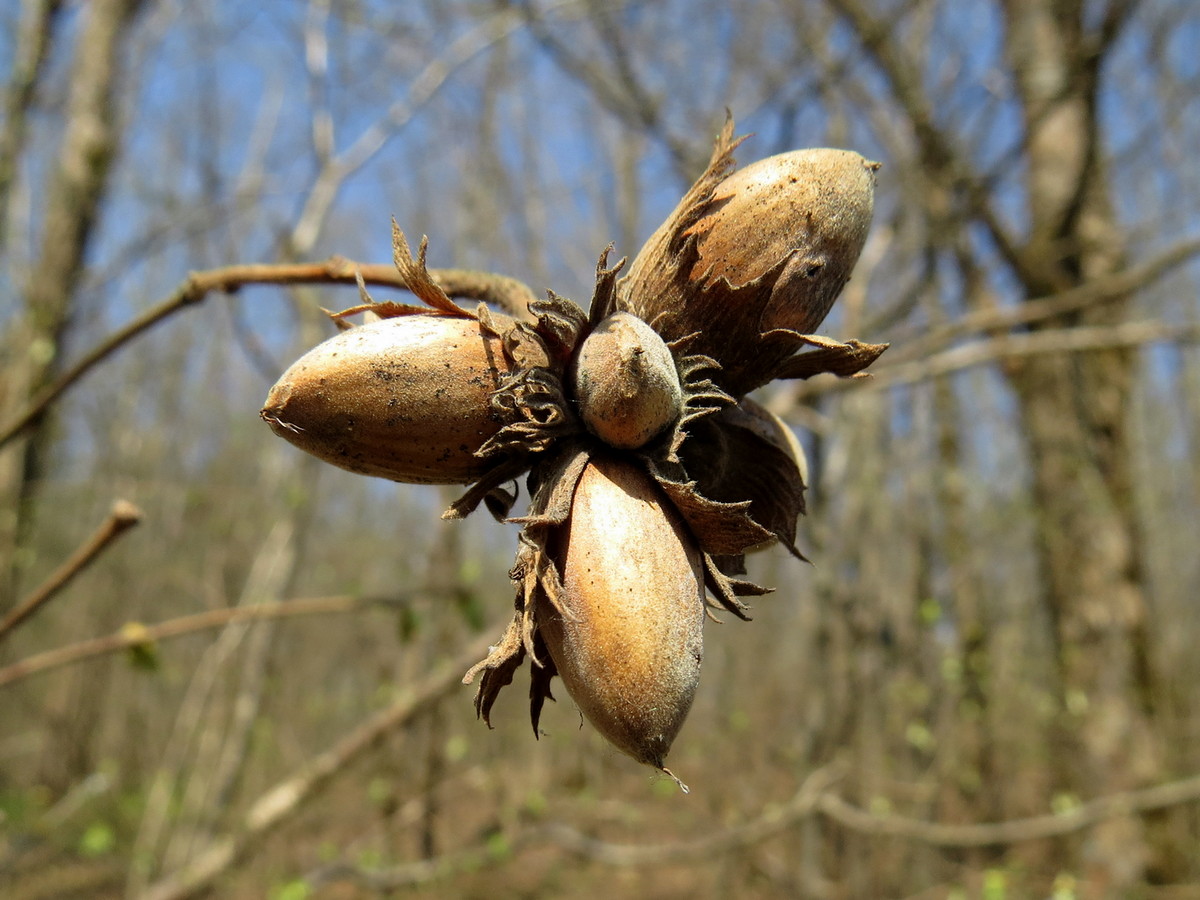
[540,455,704,775]
[261,314,516,484]
[569,312,683,450]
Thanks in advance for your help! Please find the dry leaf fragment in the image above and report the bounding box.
[679,398,809,560]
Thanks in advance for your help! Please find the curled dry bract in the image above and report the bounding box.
[622,124,882,397]
[688,148,878,336]
[569,311,684,450]
[540,455,704,773]
[261,313,516,484]
[723,397,809,486]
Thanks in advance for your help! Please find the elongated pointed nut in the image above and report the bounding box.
[540,456,704,774]
[687,148,877,335]
[569,312,683,449]
[624,146,878,395]
[261,314,516,484]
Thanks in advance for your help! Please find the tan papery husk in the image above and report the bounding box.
[620,119,885,397]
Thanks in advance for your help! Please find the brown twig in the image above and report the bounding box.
[814,773,1200,847]
[313,764,1200,889]
[881,234,1200,367]
[138,627,499,900]
[0,258,539,451]
[795,320,1200,399]
[0,593,408,689]
[0,499,142,643]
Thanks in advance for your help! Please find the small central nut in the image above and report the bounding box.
[568,311,683,450]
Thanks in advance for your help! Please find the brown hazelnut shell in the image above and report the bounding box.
[569,311,683,450]
[622,128,879,397]
[261,313,515,484]
[540,455,704,770]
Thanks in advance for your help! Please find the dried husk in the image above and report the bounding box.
[678,397,808,562]
[538,455,705,772]
[261,313,518,484]
[621,120,882,396]
[728,397,808,485]
[569,311,683,449]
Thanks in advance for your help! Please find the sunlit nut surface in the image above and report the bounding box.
[569,312,683,450]
[687,148,878,336]
[623,144,879,396]
[261,314,513,484]
[541,455,705,770]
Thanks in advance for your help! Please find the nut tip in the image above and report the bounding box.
[660,766,689,794]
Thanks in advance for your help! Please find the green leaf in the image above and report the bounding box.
[270,879,312,900]
[79,822,115,858]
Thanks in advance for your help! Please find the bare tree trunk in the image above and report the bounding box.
[0,0,63,251]
[1001,0,1159,889]
[0,0,149,602]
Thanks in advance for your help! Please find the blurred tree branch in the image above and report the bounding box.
[0,258,539,452]
[0,0,149,596]
[794,319,1200,399]
[137,518,300,892]
[311,763,1200,889]
[287,3,533,256]
[511,0,713,179]
[0,0,64,252]
[823,0,1028,283]
[285,0,589,258]
[137,627,499,900]
[783,234,1200,401]
[0,499,142,644]
[815,773,1200,847]
[0,592,425,689]
[878,235,1200,365]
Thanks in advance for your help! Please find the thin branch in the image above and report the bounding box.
[314,764,1200,889]
[0,0,64,251]
[515,0,705,179]
[155,519,298,885]
[287,1,585,253]
[815,772,1200,847]
[795,320,1200,399]
[0,593,412,689]
[0,499,141,643]
[822,0,1028,284]
[313,765,842,889]
[880,234,1200,366]
[137,628,499,900]
[1095,0,1142,55]
[787,235,1200,400]
[302,0,334,167]
[0,257,539,451]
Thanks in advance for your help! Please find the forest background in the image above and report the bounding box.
[1,1,1199,898]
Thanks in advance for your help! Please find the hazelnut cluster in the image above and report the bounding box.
[261,121,886,789]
